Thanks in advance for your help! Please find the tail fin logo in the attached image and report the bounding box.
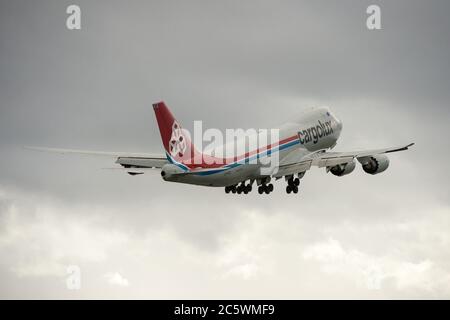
[169,121,187,157]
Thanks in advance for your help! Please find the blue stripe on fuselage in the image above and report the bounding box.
[190,137,300,176]
[166,153,190,172]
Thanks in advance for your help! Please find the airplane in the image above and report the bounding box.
[28,101,414,195]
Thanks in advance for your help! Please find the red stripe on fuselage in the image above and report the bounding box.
[180,134,298,169]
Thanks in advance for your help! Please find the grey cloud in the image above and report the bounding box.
[0,0,449,298]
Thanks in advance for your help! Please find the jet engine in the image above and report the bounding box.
[161,164,184,180]
[329,160,356,177]
[358,155,390,175]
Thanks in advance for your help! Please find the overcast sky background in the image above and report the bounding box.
[1,0,449,299]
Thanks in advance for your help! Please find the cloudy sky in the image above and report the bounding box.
[1,0,449,299]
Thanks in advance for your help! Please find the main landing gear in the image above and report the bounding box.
[224,174,303,195]
[225,181,252,194]
[285,176,300,194]
[257,183,274,194]
[225,179,275,195]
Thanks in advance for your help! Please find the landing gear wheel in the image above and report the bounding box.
[258,186,263,194]
[294,178,300,186]
[265,186,270,194]
[246,185,252,193]
[237,187,242,194]
[268,184,274,192]
[225,186,230,193]
[243,188,248,194]
[286,185,292,194]
[232,188,236,194]
[292,186,298,194]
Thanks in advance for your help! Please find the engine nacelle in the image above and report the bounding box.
[161,164,184,181]
[329,160,356,177]
[358,155,390,175]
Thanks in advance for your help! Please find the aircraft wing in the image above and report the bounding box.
[25,146,168,169]
[274,143,414,178]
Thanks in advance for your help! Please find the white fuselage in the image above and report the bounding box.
[163,107,342,187]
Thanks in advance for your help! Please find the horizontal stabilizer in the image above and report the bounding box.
[102,167,162,175]
[25,146,165,159]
